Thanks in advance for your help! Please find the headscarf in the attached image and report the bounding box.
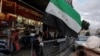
[82,36,100,52]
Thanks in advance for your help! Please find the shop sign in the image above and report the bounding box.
[16,4,43,21]
[16,5,24,16]
[30,10,43,18]
[16,4,32,18]
[2,0,16,14]
[1,0,43,21]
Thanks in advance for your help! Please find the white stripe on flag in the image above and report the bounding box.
[46,3,81,33]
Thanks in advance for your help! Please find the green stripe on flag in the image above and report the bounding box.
[50,0,81,26]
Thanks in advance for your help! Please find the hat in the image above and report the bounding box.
[82,36,100,52]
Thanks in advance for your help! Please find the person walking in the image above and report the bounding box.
[11,29,20,54]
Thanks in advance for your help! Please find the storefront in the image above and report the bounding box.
[0,0,43,38]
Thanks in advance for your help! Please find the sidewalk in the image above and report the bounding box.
[12,48,32,56]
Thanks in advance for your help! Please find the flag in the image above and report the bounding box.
[43,0,81,37]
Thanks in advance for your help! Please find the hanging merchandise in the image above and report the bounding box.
[17,15,23,23]
[23,17,29,25]
[29,19,35,25]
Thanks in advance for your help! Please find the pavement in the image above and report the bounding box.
[13,49,32,56]
[3,37,75,56]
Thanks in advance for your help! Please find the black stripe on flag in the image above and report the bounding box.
[43,13,78,37]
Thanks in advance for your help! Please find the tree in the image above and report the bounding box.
[81,20,90,30]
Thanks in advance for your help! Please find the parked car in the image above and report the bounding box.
[74,36,88,47]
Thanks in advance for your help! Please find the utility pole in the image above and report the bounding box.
[67,0,73,7]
